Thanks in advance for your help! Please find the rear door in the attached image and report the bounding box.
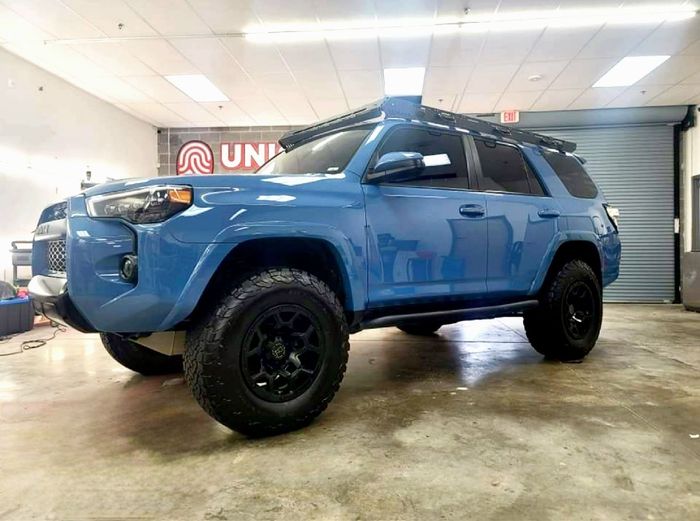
[363,126,488,307]
[468,138,561,297]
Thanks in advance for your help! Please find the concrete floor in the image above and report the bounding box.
[1,304,699,520]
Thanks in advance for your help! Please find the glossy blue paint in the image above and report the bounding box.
[31,117,621,334]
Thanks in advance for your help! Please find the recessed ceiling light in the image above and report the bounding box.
[593,56,670,88]
[384,67,426,96]
[528,74,543,82]
[164,74,229,102]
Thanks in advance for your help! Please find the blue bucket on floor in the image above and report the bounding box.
[0,297,34,337]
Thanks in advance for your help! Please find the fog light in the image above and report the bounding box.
[120,255,138,282]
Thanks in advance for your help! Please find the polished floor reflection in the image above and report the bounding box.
[1,305,699,520]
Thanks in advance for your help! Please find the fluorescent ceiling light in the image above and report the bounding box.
[384,67,425,96]
[164,74,229,102]
[593,56,670,88]
[243,4,696,43]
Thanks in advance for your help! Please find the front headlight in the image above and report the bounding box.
[86,186,192,224]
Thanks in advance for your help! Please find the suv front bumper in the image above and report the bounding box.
[28,275,96,333]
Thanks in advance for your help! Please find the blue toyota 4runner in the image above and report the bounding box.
[29,98,621,436]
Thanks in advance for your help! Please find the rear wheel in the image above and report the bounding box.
[523,259,602,361]
[184,268,349,437]
[397,323,442,336]
[100,333,183,375]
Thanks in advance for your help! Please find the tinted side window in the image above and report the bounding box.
[375,127,468,189]
[474,140,544,195]
[542,150,598,198]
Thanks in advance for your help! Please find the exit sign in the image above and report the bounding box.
[500,110,520,124]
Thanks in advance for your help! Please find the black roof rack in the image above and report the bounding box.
[278,97,576,154]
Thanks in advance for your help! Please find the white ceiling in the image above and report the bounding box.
[1,0,699,127]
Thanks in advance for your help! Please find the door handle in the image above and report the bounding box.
[538,209,561,218]
[459,204,485,217]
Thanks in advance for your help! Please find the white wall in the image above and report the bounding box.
[0,47,157,282]
[681,108,700,253]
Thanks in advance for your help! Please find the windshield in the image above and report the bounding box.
[256,127,372,175]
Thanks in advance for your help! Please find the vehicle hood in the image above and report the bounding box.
[81,172,351,197]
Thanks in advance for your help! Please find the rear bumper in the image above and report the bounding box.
[27,275,96,333]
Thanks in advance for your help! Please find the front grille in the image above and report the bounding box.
[47,240,66,274]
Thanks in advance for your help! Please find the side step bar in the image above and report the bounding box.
[360,300,539,330]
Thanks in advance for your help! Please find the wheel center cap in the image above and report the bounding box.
[269,337,287,360]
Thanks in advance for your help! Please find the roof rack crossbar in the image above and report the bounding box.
[278,97,576,154]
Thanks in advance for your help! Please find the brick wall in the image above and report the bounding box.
[157,126,301,176]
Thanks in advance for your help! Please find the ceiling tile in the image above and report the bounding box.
[530,88,584,111]
[71,42,154,76]
[122,102,185,126]
[201,101,255,125]
[633,17,700,56]
[121,76,192,103]
[374,0,437,18]
[465,63,519,92]
[527,26,599,62]
[235,95,287,125]
[338,69,383,100]
[309,98,349,119]
[315,0,375,23]
[647,84,700,106]
[494,90,541,112]
[478,30,541,64]
[220,37,286,75]
[422,93,457,111]
[252,71,304,99]
[205,70,260,100]
[294,70,345,99]
[457,92,500,113]
[437,0,498,17]
[169,37,240,74]
[251,0,316,28]
[637,55,700,87]
[380,35,431,68]
[328,39,381,71]
[275,97,317,124]
[549,58,617,89]
[278,41,335,72]
[124,0,212,36]
[568,87,625,110]
[506,61,568,91]
[682,69,700,85]
[78,76,154,103]
[428,32,484,68]
[120,40,199,75]
[681,39,700,56]
[62,0,158,37]
[424,66,472,93]
[163,102,222,125]
[577,25,658,59]
[4,42,112,79]
[606,84,669,108]
[1,0,103,39]
[0,4,50,42]
[187,0,260,33]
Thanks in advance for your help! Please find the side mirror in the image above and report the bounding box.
[366,152,425,183]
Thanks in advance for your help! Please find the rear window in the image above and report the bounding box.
[474,140,545,195]
[543,150,598,199]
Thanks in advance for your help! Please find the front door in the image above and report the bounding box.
[363,126,488,308]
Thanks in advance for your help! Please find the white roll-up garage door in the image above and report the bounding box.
[542,125,675,303]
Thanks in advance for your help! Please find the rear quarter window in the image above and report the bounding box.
[543,150,598,199]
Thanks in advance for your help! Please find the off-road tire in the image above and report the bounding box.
[397,323,442,336]
[184,268,349,437]
[523,259,602,361]
[100,333,183,375]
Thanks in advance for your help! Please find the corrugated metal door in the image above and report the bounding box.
[542,125,675,303]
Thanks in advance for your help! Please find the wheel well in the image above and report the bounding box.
[545,241,602,288]
[186,238,350,325]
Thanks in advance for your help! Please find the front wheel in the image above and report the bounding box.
[523,260,602,361]
[184,268,349,437]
